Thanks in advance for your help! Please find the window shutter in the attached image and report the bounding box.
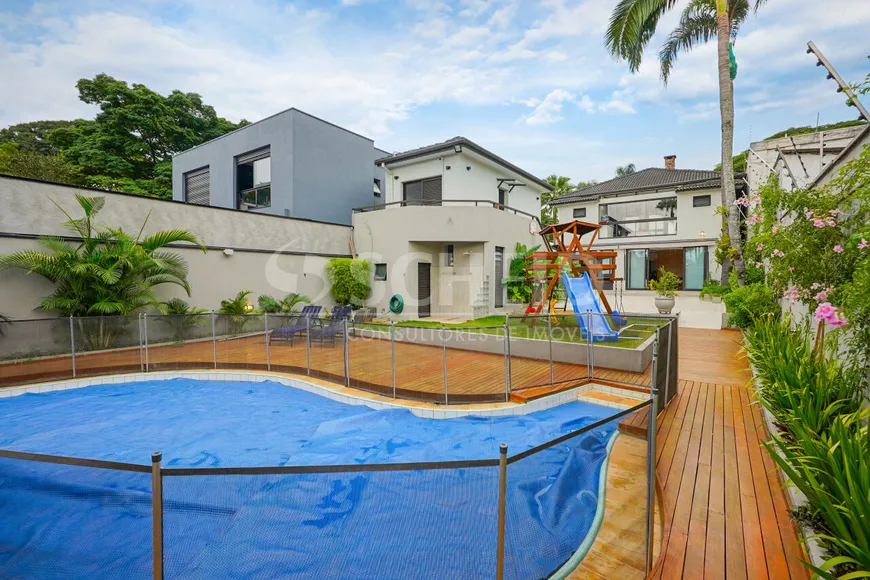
[184,167,210,206]
[237,146,270,164]
[422,177,442,205]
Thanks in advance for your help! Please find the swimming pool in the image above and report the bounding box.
[0,378,620,579]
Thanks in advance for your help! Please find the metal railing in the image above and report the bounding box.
[352,198,543,223]
[0,395,657,579]
[0,312,677,407]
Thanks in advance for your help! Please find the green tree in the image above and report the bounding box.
[606,0,767,287]
[505,242,541,303]
[0,195,205,317]
[1,146,84,186]
[326,258,371,306]
[0,120,75,156]
[615,163,637,177]
[48,74,247,198]
[542,175,574,226]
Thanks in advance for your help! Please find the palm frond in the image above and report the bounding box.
[659,0,718,83]
[141,229,205,253]
[606,0,680,72]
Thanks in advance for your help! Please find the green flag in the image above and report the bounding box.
[729,42,738,81]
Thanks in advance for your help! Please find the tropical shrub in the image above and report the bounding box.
[648,267,680,297]
[218,290,256,336]
[325,258,370,306]
[257,293,311,314]
[157,298,207,345]
[505,242,540,303]
[722,283,778,329]
[0,195,205,316]
[699,279,731,300]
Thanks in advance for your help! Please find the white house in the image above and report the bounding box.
[550,156,744,292]
[352,137,551,319]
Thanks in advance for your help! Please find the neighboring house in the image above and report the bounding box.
[748,124,868,193]
[551,156,744,292]
[352,137,552,319]
[172,108,387,225]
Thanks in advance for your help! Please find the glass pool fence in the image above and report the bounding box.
[0,312,678,406]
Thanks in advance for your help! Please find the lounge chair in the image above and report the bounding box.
[309,307,353,347]
[270,305,323,345]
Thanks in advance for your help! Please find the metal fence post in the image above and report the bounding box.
[264,313,271,371]
[151,452,164,580]
[588,311,595,378]
[442,324,448,405]
[211,311,217,369]
[306,316,311,376]
[645,385,659,576]
[390,322,397,398]
[143,313,149,372]
[138,313,144,372]
[586,310,592,379]
[343,318,350,387]
[496,443,508,580]
[504,315,512,398]
[547,313,554,384]
[69,316,77,378]
[664,319,674,401]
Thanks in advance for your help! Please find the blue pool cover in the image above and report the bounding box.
[0,379,620,579]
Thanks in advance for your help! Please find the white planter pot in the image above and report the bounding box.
[654,296,675,314]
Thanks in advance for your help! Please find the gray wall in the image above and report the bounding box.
[172,108,382,225]
[0,177,352,319]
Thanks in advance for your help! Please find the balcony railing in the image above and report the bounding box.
[353,199,542,223]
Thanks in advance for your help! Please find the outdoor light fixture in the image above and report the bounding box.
[453,144,462,153]
[222,248,234,257]
[699,231,707,238]
[244,303,254,312]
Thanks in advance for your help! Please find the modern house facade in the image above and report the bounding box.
[551,157,741,292]
[352,137,552,318]
[172,108,387,225]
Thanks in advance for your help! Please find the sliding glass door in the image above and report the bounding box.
[684,247,707,290]
[626,249,648,290]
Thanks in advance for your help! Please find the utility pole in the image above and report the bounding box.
[807,41,869,122]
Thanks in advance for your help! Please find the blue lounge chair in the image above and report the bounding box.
[310,306,353,347]
[270,305,322,345]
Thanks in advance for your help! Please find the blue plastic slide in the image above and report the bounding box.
[562,271,620,342]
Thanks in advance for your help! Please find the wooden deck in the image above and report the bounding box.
[621,329,810,580]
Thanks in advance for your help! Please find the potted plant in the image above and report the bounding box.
[648,267,680,314]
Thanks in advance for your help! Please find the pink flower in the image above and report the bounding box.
[755,262,764,269]
[815,302,848,327]
[748,214,762,225]
[833,245,844,254]
[772,249,784,257]
[829,311,849,327]
[772,226,778,234]
[829,209,840,216]
[828,220,837,227]
[805,211,814,218]
[756,243,765,252]
[788,266,795,272]
[815,290,829,302]
[813,219,827,228]
[750,195,761,208]
[859,239,869,250]
[811,282,821,290]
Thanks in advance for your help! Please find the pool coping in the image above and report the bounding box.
[0,370,637,419]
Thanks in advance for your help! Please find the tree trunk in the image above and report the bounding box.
[716,2,745,286]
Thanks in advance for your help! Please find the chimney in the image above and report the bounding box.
[664,155,676,169]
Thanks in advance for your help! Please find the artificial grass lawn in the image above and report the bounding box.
[359,314,665,349]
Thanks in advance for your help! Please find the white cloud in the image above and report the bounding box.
[524,88,574,125]
[598,89,636,114]
[576,94,595,113]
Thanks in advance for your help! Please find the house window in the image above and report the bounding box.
[184,166,210,206]
[403,176,442,206]
[693,194,712,207]
[600,196,677,238]
[237,147,271,209]
[374,263,387,281]
[497,189,507,210]
[445,244,454,267]
[373,178,382,198]
[573,207,587,219]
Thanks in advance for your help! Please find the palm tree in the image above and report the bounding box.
[542,175,575,226]
[219,290,255,336]
[616,163,637,177]
[257,293,311,314]
[157,298,207,345]
[0,195,206,316]
[605,0,764,285]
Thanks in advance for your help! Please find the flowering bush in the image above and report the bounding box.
[745,147,870,360]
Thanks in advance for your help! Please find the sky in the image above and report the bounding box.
[0,0,868,182]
